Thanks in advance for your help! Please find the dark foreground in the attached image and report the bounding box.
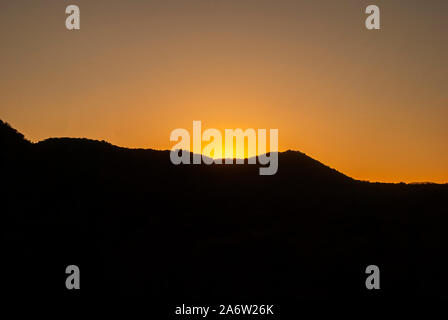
[2,120,448,306]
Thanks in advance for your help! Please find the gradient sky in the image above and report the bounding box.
[1,0,447,183]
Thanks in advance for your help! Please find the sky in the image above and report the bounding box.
[1,0,447,183]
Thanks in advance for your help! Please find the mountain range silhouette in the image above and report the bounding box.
[2,119,448,301]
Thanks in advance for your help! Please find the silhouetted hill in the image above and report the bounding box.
[0,119,29,146]
[2,119,448,303]
[0,119,31,162]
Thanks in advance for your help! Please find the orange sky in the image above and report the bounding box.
[1,0,447,183]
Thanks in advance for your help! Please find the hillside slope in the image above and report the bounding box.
[2,119,448,300]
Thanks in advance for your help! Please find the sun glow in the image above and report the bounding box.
[169,121,279,175]
[170,121,278,160]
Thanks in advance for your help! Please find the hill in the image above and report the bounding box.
[2,119,448,301]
